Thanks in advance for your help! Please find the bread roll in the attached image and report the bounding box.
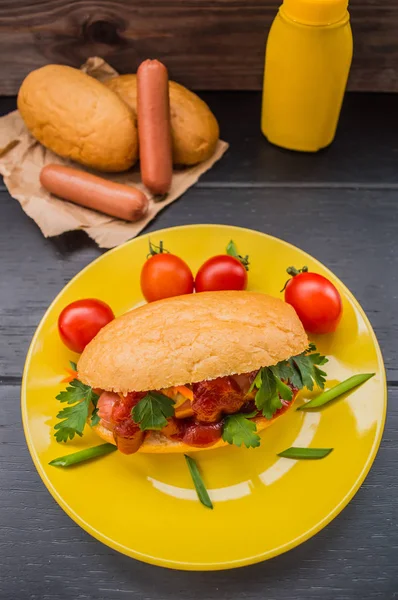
[78,291,308,395]
[18,65,138,172]
[105,74,220,165]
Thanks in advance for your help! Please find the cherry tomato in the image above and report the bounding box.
[195,255,248,292]
[58,299,114,353]
[283,266,342,334]
[140,242,194,302]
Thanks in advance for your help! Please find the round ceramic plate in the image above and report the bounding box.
[22,225,386,570]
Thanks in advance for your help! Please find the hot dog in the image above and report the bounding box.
[137,60,173,195]
[76,291,312,455]
[40,165,148,222]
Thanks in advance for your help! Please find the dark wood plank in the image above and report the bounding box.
[1,90,396,599]
[202,91,398,186]
[1,383,396,599]
[0,185,397,382]
[0,0,397,93]
[3,93,398,187]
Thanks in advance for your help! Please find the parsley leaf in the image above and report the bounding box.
[69,361,77,371]
[250,346,328,420]
[271,367,293,401]
[290,351,327,391]
[289,362,304,389]
[307,353,328,387]
[54,379,99,443]
[54,403,90,442]
[271,346,328,392]
[254,369,283,419]
[291,354,316,390]
[271,360,292,383]
[132,392,175,431]
[90,407,100,427]
[222,413,260,448]
[56,379,97,405]
[248,369,262,394]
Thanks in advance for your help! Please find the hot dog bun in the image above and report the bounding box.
[105,74,220,165]
[92,411,296,454]
[18,65,138,172]
[78,291,308,395]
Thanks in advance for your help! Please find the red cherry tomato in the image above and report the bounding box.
[284,267,342,334]
[58,299,114,353]
[140,242,194,302]
[195,255,248,292]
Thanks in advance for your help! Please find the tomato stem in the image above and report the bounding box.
[280,266,308,292]
[226,239,250,271]
[147,239,170,258]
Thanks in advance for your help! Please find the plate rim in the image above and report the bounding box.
[21,224,387,570]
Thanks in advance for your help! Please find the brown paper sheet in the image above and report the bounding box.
[0,57,229,248]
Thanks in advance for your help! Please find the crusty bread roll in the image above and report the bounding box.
[78,291,308,395]
[17,65,138,172]
[105,74,220,165]
[92,410,297,453]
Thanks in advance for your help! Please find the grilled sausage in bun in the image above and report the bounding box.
[77,291,324,454]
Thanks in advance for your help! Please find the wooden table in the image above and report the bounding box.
[1,93,397,599]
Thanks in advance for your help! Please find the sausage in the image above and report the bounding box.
[40,164,148,222]
[137,59,173,195]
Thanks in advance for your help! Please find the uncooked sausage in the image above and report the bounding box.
[137,60,173,195]
[40,164,148,222]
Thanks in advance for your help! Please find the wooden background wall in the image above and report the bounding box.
[0,0,397,94]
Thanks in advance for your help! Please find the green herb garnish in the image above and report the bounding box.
[90,407,101,426]
[222,412,260,448]
[254,368,284,419]
[251,345,328,420]
[277,447,333,460]
[49,443,117,467]
[54,379,99,442]
[298,373,375,411]
[184,455,213,509]
[132,391,175,431]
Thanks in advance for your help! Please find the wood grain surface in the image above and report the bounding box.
[0,92,397,598]
[1,387,397,600]
[1,185,397,382]
[3,92,398,187]
[0,0,397,94]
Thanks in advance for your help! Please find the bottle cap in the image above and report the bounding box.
[282,0,349,25]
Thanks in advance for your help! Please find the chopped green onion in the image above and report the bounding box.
[49,443,117,468]
[184,454,213,509]
[277,447,333,459]
[297,373,375,411]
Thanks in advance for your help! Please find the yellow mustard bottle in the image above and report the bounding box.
[261,0,353,152]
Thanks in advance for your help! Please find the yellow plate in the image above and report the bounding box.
[22,225,386,570]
